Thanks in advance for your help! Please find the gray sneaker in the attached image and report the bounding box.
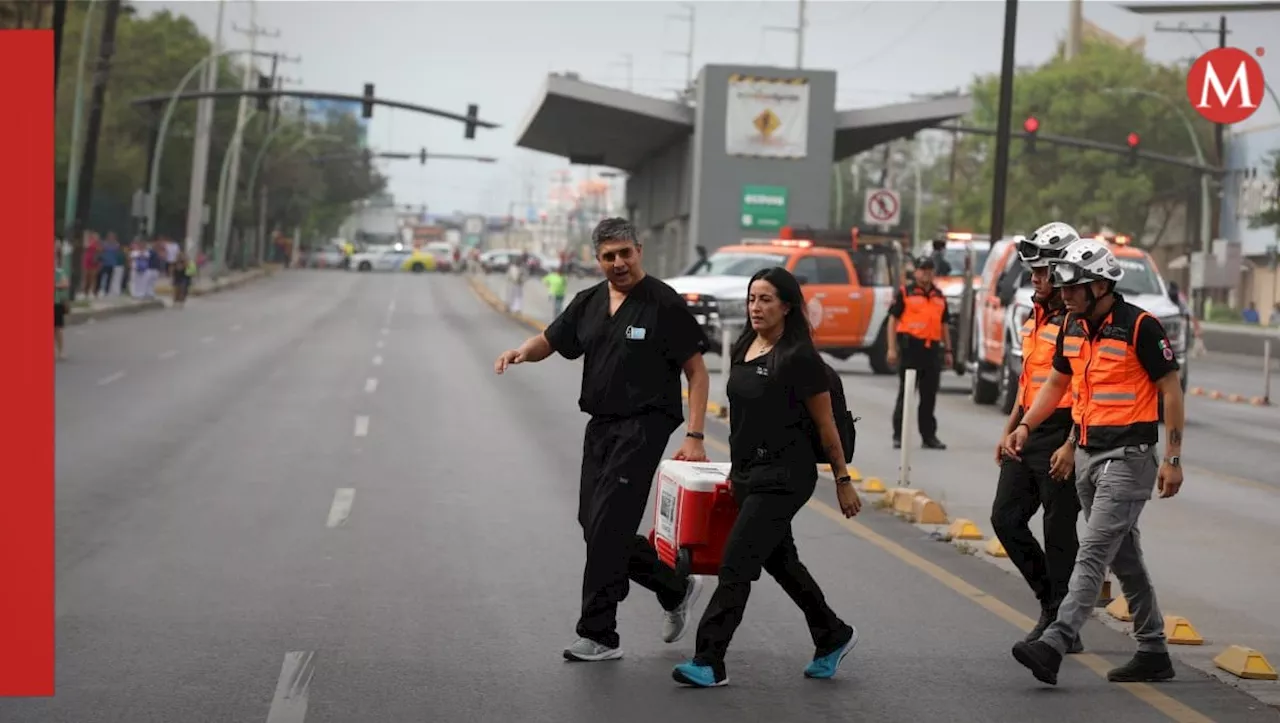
[662,576,705,643]
[563,637,624,662]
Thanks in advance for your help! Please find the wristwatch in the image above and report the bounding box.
[1164,455,1180,468]
[686,431,704,440]
[835,475,853,486]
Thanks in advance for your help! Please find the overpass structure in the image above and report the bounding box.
[515,64,972,276]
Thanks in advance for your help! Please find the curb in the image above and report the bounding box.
[68,269,275,326]
[1188,386,1270,406]
[465,273,1280,709]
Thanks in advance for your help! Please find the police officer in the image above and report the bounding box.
[888,256,951,449]
[494,217,713,663]
[1004,237,1186,686]
[990,223,1083,652]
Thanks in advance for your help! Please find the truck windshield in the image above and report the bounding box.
[1114,256,1164,296]
[940,247,990,275]
[692,252,788,277]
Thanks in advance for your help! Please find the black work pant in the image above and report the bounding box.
[692,467,849,674]
[990,445,1081,610]
[892,352,941,441]
[576,412,689,649]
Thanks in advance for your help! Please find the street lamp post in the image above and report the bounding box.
[144,48,275,237]
[244,132,342,266]
[61,0,99,244]
[211,108,259,278]
[1100,87,1211,253]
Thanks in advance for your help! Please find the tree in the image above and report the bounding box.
[925,38,1216,248]
[1249,149,1280,230]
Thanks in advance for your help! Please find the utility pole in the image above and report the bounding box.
[612,53,634,91]
[68,0,122,302]
[987,0,1019,245]
[52,0,67,94]
[666,3,695,91]
[1064,0,1083,61]
[258,69,301,265]
[219,3,279,274]
[765,0,807,70]
[183,0,226,260]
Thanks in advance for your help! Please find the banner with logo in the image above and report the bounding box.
[725,75,810,159]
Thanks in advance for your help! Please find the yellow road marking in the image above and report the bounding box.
[472,276,1216,722]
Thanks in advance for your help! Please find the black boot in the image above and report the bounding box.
[1024,608,1056,643]
[1107,651,1175,682]
[922,437,947,449]
[892,437,901,449]
[1011,640,1062,685]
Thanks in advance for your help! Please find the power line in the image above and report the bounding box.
[764,0,807,69]
[665,3,695,90]
[839,1,944,72]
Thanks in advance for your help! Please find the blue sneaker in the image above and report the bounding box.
[672,661,728,688]
[804,625,858,679]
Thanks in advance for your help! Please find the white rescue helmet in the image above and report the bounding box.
[1019,221,1081,268]
[1049,237,1125,288]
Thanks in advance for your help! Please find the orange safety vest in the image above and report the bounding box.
[896,283,946,345]
[1059,300,1161,450]
[1019,302,1072,411]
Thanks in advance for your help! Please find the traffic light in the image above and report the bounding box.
[362,83,375,119]
[256,73,271,112]
[464,103,479,140]
[1126,132,1140,166]
[419,147,427,165]
[1023,115,1039,153]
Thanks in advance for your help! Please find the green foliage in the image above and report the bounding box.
[1249,149,1280,229]
[55,3,384,245]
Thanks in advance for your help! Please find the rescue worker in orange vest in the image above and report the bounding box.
[1003,237,1185,686]
[990,223,1083,652]
[887,255,951,450]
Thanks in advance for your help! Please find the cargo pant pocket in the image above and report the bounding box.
[1097,446,1158,502]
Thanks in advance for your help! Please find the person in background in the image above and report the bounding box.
[55,246,70,360]
[146,238,165,299]
[506,252,527,314]
[1270,302,1280,327]
[129,240,148,298]
[543,264,568,318]
[887,256,952,450]
[172,249,195,307]
[81,231,101,298]
[1242,301,1260,324]
[97,233,122,296]
[672,266,862,689]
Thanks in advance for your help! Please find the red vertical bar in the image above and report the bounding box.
[0,29,56,697]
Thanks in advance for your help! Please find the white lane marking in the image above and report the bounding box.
[375,340,385,349]
[326,488,356,528]
[364,378,378,393]
[353,415,370,437]
[231,324,242,332]
[372,355,383,366]
[201,336,215,344]
[388,300,396,313]
[265,651,315,723]
[159,349,178,360]
[380,328,389,335]
[97,371,126,386]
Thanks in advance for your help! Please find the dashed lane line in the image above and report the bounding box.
[372,355,383,366]
[96,371,125,386]
[200,336,215,344]
[231,324,242,332]
[375,340,385,349]
[364,378,378,393]
[326,488,356,528]
[264,651,315,723]
[353,416,370,437]
[380,328,389,336]
[158,349,178,360]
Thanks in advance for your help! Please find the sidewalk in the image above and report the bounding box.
[468,270,1280,708]
[67,266,277,326]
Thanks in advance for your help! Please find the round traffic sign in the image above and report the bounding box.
[867,190,900,223]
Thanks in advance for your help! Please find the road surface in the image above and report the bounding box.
[17,270,1278,723]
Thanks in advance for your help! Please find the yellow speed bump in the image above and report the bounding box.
[1164,615,1205,645]
[1213,645,1278,681]
[891,488,926,515]
[984,538,1008,558]
[1105,596,1132,622]
[911,495,948,525]
[947,519,984,541]
[861,477,886,493]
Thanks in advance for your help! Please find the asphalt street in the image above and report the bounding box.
[19,269,1278,723]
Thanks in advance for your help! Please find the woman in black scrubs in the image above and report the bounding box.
[672,266,863,688]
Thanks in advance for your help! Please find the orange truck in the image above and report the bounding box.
[665,226,907,373]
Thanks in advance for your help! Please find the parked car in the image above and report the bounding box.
[350,245,437,273]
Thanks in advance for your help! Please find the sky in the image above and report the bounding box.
[144,0,1280,218]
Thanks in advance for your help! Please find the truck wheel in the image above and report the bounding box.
[358,261,372,272]
[867,323,895,375]
[995,354,1017,415]
[674,548,692,578]
[971,361,999,405]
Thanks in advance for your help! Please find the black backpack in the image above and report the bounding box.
[808,360,858,464]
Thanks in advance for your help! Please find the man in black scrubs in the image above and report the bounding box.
[494,217,713,662]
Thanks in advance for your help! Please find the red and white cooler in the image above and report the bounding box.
[648,461,738,577]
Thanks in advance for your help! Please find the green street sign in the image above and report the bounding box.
[740,185,788,230]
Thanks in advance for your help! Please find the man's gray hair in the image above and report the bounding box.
[591,217,639,249]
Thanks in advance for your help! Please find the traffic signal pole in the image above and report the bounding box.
[986,0,1019,245]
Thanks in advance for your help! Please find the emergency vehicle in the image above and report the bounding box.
[917,231,994,374]
[665,226,906,374]
[968,232,1189,413]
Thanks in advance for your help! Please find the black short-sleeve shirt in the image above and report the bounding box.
[726,342,829,478]
[543,275,708,421]
[1052,297,1180,383]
